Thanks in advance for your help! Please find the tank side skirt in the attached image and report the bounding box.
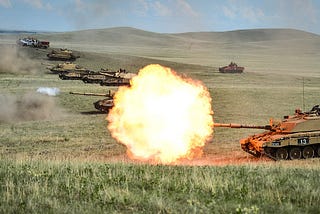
[261,133,320,160]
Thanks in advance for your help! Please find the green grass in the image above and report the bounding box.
[1,159,320,214]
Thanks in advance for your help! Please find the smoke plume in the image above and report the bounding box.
[36,87,60,96]
[0,92,65,123]
[0,45,38,74]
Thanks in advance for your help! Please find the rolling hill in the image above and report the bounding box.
[1,27,320,75]
[43,27,320,75]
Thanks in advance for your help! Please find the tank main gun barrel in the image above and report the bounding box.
[213,123,271,130]
[69,91,113,97]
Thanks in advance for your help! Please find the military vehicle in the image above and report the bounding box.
[82,69,136,84]
[48,62,87,74]
[82,73,110,84]
[99,69,136,86]
[69,91,115,112]
[100,77,131,86]
[214,105,320,160]
[97,68,135,78]
[47,49,80,61]
[93,98,114,112]
[59,70,94,80]
[219,62,244,73]
[17,37,50,48]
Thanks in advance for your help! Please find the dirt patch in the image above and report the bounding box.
[100,151,273,166]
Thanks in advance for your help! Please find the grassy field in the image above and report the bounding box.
[1,159,320,214]
[1,28,320,213]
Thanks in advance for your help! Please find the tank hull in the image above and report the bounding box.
[240,131,320,160]
[218,67,244,73]
[100,78,131,86]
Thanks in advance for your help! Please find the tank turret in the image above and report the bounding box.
[214,105,320,160]
[47,49,80,61]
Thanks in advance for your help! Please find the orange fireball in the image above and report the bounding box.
[107,64,213,164]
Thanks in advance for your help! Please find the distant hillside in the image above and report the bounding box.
[0,30,38,34]
[43,27,186,47]
[41,27,320,44]
[174,28,320,42]
[1,27,320,75]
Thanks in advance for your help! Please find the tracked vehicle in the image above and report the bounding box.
[48,62,87,74]
[100,77,131,86]
[82,69,136,84]
[59,70,95,80]
[47,49,80,61]
[69,91,115,112]
[214,105,320,160]
[99,70,136,86]
[82,73,111,84]
[219,62,244,73]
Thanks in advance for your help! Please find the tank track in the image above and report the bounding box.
[262,144,320,161]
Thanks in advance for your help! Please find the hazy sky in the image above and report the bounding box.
[1,0,320,34]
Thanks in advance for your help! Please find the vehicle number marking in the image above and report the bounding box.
[297,138,309,145]
[272,141,281,146]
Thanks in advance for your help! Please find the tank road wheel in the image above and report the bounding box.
[263,148,275,157]
[302,146,314,159]
[275,148,288,160]
[289,147,302,160]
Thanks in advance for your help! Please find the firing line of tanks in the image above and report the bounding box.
[17,37,136,113]
[45,51,136,113]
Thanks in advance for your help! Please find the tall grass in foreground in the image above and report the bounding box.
[0,159,319,214]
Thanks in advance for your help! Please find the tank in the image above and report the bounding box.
[82,70,136,84]
[219,62,244,73]
[99,77,131,86]
[48,62,87,74]
[82,73,110,84]
[213,105,320,160]
[47,49,80,61]
[69,91,115,112]
[93,98,114,112]
[59,70,94,80]
[99,70,136,86]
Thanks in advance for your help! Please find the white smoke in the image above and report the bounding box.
[36,87,60,96]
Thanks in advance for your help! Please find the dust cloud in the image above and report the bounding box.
[0,92,65,123]
[0,45,38,74]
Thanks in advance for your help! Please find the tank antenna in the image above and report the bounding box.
[302,77,305,112]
